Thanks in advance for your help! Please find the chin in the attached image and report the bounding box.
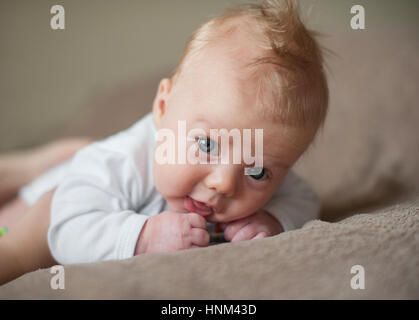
[205,215,217,223]
[206,213,231,224]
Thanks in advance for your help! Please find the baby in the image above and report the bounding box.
[0,0,328,267]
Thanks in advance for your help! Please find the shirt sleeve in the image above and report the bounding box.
[262,169,321,232]
[48,142,150,265]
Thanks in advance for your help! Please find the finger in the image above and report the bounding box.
[187,213,207,229]
[190,228,210,247]
[224,217,253,241]
[252,231,268,240]
[231,224,258,243]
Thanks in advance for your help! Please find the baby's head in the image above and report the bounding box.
[152,0,328,223]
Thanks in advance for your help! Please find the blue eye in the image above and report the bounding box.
[197,136,219,155]
[246,167,267,180]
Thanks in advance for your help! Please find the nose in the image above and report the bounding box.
[203,165,240,197]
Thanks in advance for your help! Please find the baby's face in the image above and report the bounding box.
[152,42,315,223]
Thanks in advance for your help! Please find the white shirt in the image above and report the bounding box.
[19,113,320,265]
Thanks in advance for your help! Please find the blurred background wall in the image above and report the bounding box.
[1,0,418,151]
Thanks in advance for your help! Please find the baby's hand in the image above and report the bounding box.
[134,210,210,254]
[217,210,283,242]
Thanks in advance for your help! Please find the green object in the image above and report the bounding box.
[210,231,225,244]
[0,226,8,237]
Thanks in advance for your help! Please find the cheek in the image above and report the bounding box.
[218,189,274,222]
[153,162,201,197]
[240,191,270,214]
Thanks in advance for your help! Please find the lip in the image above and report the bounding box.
[184,196,215,216]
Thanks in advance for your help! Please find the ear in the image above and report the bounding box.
[152,78,172,129]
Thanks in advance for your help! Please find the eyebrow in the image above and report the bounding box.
[193,115,224,130]
[264,155,291,169]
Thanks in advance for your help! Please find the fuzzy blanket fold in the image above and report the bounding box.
[1,197,418,299]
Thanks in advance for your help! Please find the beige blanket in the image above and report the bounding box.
[1,197,418,299]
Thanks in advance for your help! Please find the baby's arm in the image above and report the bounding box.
[262,169,320,232]
[49,138,209,264]
[48,144,150,264]
[134,210,209,254]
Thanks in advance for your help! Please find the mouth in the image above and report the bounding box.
[184,196,215,216]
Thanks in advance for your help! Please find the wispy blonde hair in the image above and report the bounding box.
[172,0,329,129]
